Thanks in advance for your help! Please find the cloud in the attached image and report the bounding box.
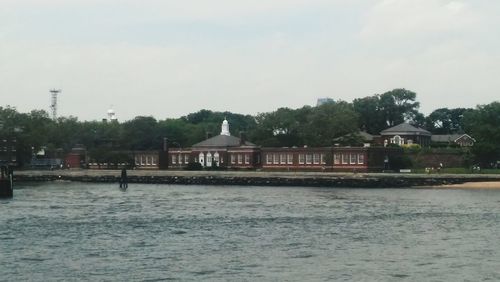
[360,0,479,40]
[1,0,500,120]
[1,0,334,23]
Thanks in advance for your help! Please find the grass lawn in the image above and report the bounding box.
[411,167,500,174]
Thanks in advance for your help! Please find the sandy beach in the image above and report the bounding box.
[436,181,500,189]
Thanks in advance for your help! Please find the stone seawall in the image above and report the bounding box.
[12,170,500,188]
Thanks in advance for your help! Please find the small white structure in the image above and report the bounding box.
[220,118,230,136]
[107,107,117,122]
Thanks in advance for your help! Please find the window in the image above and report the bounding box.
[231,154,236,164]
[151,156,156,165]
[273,154,279,164]
[287,154,293,164]
[206,152,212,167]
[238,154,243,164]
[392,135,403,146]
[358,154,364,164]
[171,155,176,164]
[214,152,220,166]
[334,153,341,165]
[185,155,189,164]
[342,154,348,164]
[140,156,144,165]
[320,154,326,165]
[266,154,272,164]
[198,153,204,166]
[280,154,286,164]
[299,154,305,164]
[313,154,320,164]
[350,153,357,164]
[135,157,140,166]
[146,156,150,165]
[245,154,250,164]
[306,154,312,164]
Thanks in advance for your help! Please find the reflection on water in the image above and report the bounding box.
[1,182,499,281]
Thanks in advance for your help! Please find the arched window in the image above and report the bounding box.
[198,153,205,167]
[206,152,212,167]
[214,152,220,167]
[392,135,402,145]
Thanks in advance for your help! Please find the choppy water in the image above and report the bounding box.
[1,182,499,281]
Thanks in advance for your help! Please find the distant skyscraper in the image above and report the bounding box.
[316,98,334,106]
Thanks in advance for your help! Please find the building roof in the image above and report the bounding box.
[192,134,257,148]
[380,123,431,136]
[431,134,475,143]
[358,131,379,142]
[333,131,379,142]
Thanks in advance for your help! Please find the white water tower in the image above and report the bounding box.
[107,107,117,122]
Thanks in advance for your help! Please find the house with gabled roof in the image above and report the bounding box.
[431,134,476,147]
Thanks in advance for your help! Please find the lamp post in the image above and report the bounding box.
[31,146,35,166]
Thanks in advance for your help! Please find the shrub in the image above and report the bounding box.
[389,155,413,170]
[185,162,202,171]
[402,144,421,153]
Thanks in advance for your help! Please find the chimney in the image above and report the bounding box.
[239,131,246,145]
[163,137,168,152]
[206,132,212,139]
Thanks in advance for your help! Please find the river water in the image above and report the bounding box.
[1,182,499,281]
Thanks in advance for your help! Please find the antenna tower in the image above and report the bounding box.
[49,89,61,120]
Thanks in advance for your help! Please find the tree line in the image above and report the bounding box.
[1,88,499,166]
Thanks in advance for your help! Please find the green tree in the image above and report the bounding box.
[353,89,422,133]
[426,107,472,134]
[463,102,500,165]
[121,116,160,150]
[302,102,359,146]
[353,95,385,134]
[379,88,420,127]
[182,109,257,142]
[251,107,305,147]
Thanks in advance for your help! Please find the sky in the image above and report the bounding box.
[1,0,500,121]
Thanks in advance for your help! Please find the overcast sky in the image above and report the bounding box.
[1,0,499,121]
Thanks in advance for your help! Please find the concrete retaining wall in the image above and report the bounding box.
[13,170,500,188]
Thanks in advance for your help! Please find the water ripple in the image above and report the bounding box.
[1,183,499,281]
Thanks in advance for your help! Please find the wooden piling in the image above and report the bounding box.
[0,166,13,198]
[119,168,128,189]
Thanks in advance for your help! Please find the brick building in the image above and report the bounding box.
[168,119,260,169]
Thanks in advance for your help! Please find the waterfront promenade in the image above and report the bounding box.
[13,169,500,188]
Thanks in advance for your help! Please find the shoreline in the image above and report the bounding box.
[429,181,500,189]
[11,169,500,189]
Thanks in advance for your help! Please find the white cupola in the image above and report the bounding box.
[220,118,230,136]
